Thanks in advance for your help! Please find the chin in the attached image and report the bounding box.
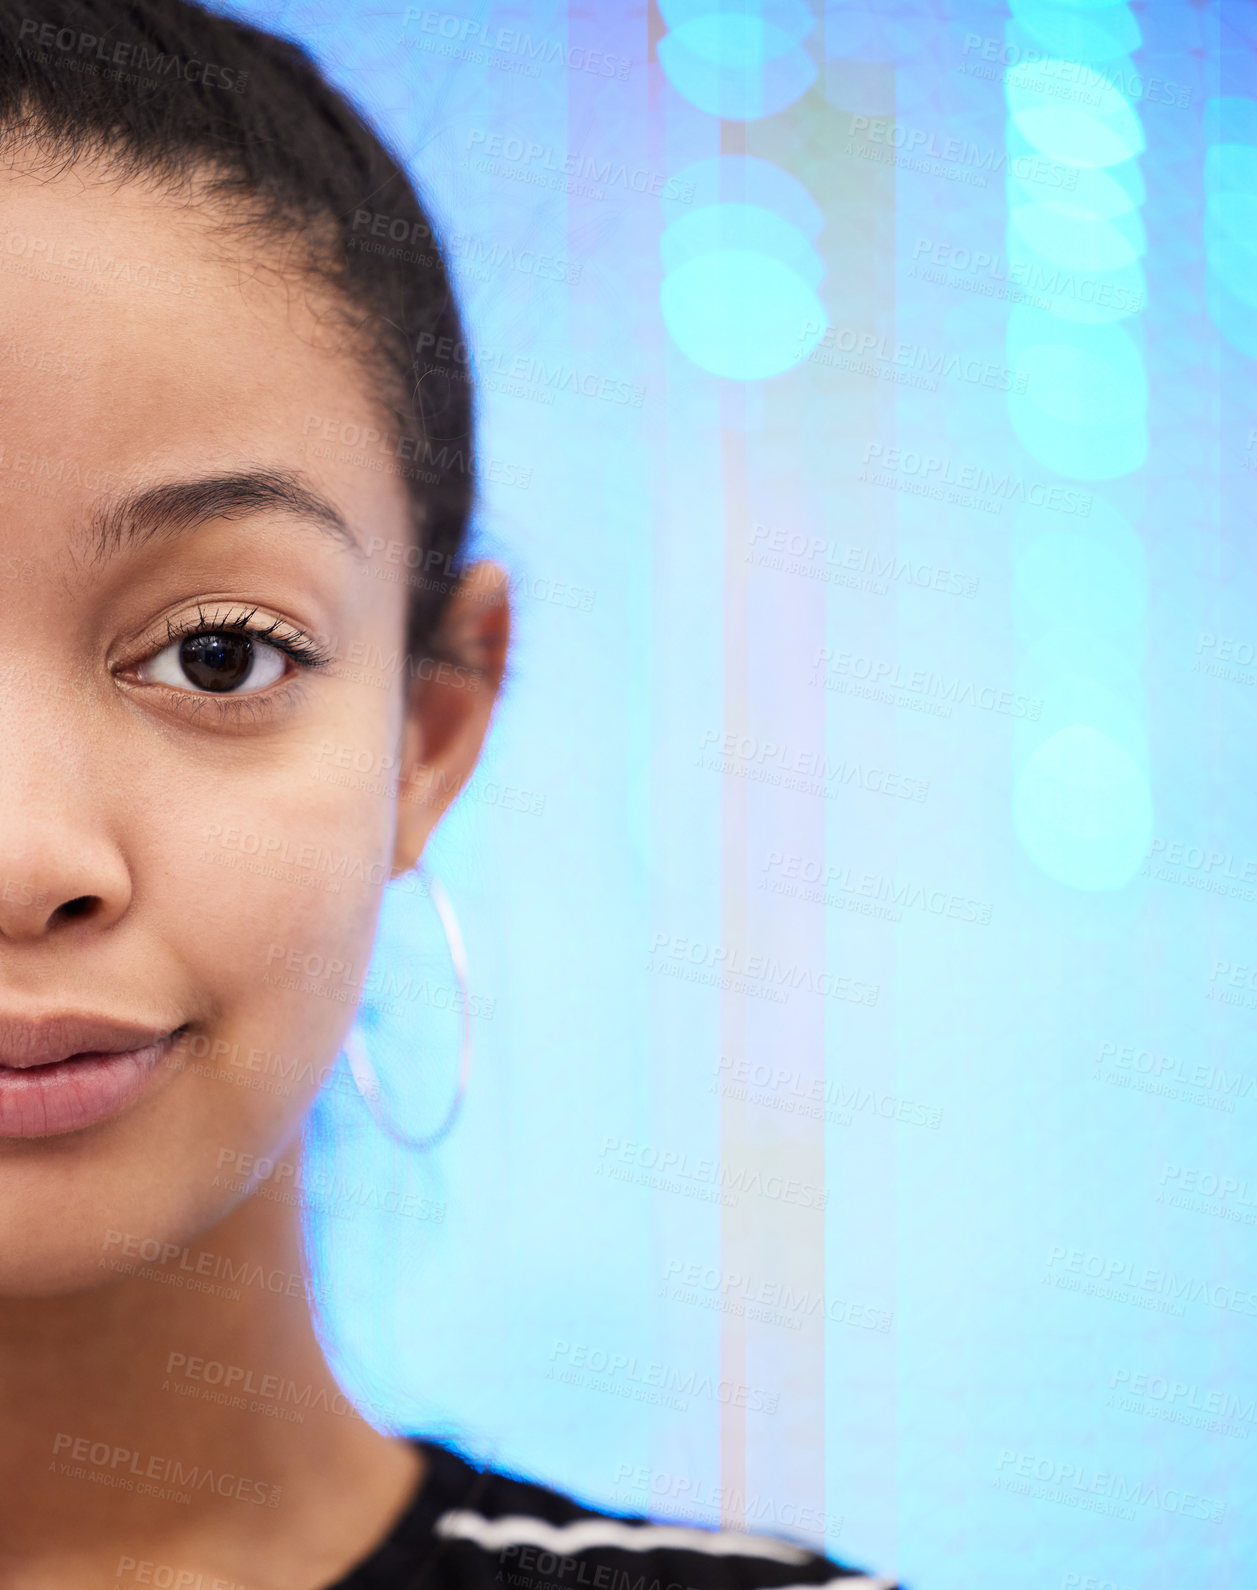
[0,1231,123,1299]
[0,1159,241,1301]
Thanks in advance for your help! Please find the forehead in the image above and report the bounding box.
[0,162,405,543]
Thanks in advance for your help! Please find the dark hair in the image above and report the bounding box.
[0,0,473,666]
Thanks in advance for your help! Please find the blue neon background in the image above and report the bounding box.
[217,2,1254,1586]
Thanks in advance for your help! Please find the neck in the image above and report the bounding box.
[0,1169,423,1587]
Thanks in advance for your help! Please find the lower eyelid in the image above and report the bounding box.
[130,674,304,726]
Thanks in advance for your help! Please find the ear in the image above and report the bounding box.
[390,561,511,876]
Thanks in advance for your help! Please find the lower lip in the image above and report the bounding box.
[0,1036,178,1138]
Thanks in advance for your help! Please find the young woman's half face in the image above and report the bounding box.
[0,161,491,1295]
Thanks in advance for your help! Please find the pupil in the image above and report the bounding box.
[180,632,253,692]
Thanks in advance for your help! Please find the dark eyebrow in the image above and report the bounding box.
[82,468,365,566]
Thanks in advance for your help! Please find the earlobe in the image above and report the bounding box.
[389,562,511,878]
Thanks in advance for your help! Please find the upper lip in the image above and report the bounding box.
[0,1015,178,1069]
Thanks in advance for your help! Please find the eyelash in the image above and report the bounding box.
[160,604,334,671]
[131,604,334,722]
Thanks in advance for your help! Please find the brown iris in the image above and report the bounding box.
[179,632,254,692]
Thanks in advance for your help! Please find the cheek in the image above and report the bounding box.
[163,747,401,1169]
[157,686,403,1121]
[0,684,406,1297]
[142,684,404,1033]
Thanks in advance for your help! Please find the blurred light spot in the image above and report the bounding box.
[667,154,825,236]
[1007,1,1141,64]
[662,200,824,288]
[661,249,826,379]
[1009,201,1145,270]
[1205,114,1257,352]
[658,0,816,119]
[1007,61,1145,166]
[1014,726,1152,890]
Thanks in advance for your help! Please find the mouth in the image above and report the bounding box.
[0,1016,187,1138]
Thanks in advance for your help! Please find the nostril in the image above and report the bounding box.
[55,896,97,921]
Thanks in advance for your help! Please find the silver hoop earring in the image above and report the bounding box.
[343,870,473,1151]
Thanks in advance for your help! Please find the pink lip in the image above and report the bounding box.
[0,1013,179,1069]
[0,1021,182,1138]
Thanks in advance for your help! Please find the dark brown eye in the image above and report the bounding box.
[137,620,297,696]
[179,632,256,692]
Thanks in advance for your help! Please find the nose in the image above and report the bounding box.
[0,654,137,940]
[0,821,132,942]
[0,617,140,939]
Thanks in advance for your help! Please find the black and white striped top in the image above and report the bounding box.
[327,1440,900,1590]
